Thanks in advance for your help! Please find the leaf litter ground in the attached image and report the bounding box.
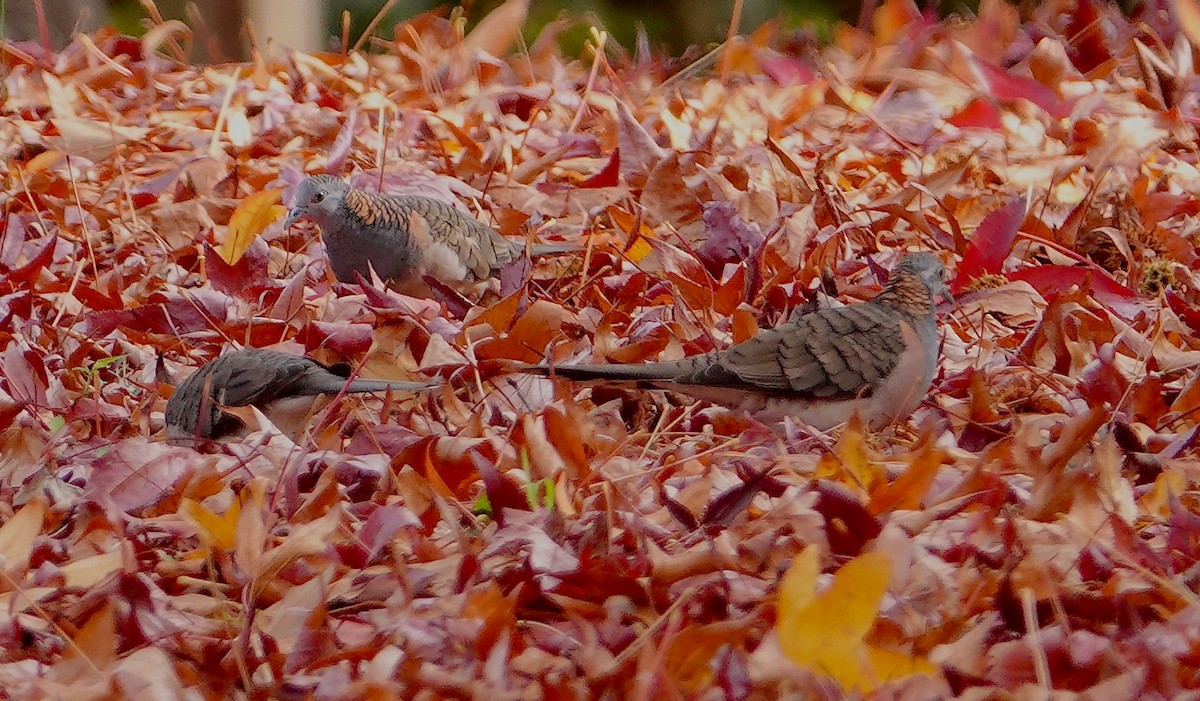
[3,0,1200,698]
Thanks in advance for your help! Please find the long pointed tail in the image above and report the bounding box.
[304,378,439,395]
[512,360,685,383]
[530,242,583,257]
[346,378,439,394]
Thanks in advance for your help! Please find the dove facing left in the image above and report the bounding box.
[284,175,578,294]
[165,348,436,443]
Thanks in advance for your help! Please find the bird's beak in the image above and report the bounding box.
[283,207,302,229]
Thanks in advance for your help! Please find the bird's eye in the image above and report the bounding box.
[312,191,326,204]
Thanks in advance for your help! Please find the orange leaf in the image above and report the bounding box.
[868,443,944,514]
[873,0,922,43]
[220,189,284,265]
[61,602,119,676]
[730,307,760,344]
[475,299,567,362]
[234,477,268,581]
[0,497,46,580]
[626,235,653,263]
[1140,468,1186,518]
[462,0,530,58]
[182,497,241,552]
[608,206,655,263]
[664,620,754,692]
[1171,0,1200,49]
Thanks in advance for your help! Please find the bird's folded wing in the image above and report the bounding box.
[211,353,317,406]
[685,304,909,400]
[406,197,515,280]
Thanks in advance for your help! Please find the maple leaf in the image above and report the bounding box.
[777,548,937,692]
[219,188,285,265]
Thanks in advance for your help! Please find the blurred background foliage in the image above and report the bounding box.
[2,0,977,61]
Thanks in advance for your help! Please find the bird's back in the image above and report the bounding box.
[338,188,520,283]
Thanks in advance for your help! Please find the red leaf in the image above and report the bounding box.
[86,442,196,513]
[357,503,422,565]
[1166,291,1200,333]
[947,97,1003,129]
[298,321,375,355]
[204,240,273,297]
[658,484,700,531]
[81,290,230,337]
[697,201,767,274]
[973,59,1072,119]
[1009,265,1141,309]
[1066,0,1111,73]
[953,196,1025,291]
[578,148,620,188]
[1,343,48,407]
[0,233,58,291]
[813,480,882,557]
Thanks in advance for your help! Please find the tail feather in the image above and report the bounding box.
[517,360,690,383]
[301,377,438,395]
[530,242,583,257]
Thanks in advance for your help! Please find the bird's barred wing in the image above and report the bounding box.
[681,303,910,400]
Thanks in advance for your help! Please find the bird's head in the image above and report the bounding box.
[285,175,349,229]
[895,251,950,301]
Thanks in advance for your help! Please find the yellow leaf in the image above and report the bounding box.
[831,84,877,113]
[25,149,65,172]
[777,549,932,691]
[182,498,241,552]
[817,417,884,491]
[220,189,284,265]
[626,236,653,263]
[777,547,822,625]
[865,644,938,684]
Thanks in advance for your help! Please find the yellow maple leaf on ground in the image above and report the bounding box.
[219,188,284,265]
[777,548,936,692]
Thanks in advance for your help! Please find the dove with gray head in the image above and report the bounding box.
[165,348,436,443]
[515,252,949,430]
[284,174,578,293]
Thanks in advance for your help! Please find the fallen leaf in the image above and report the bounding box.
[220,189,284,265]
[777,548,935,691]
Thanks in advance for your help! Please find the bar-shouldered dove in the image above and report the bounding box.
[284,174,578,292]
[515,252,948,430]
[165,348,436,443]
